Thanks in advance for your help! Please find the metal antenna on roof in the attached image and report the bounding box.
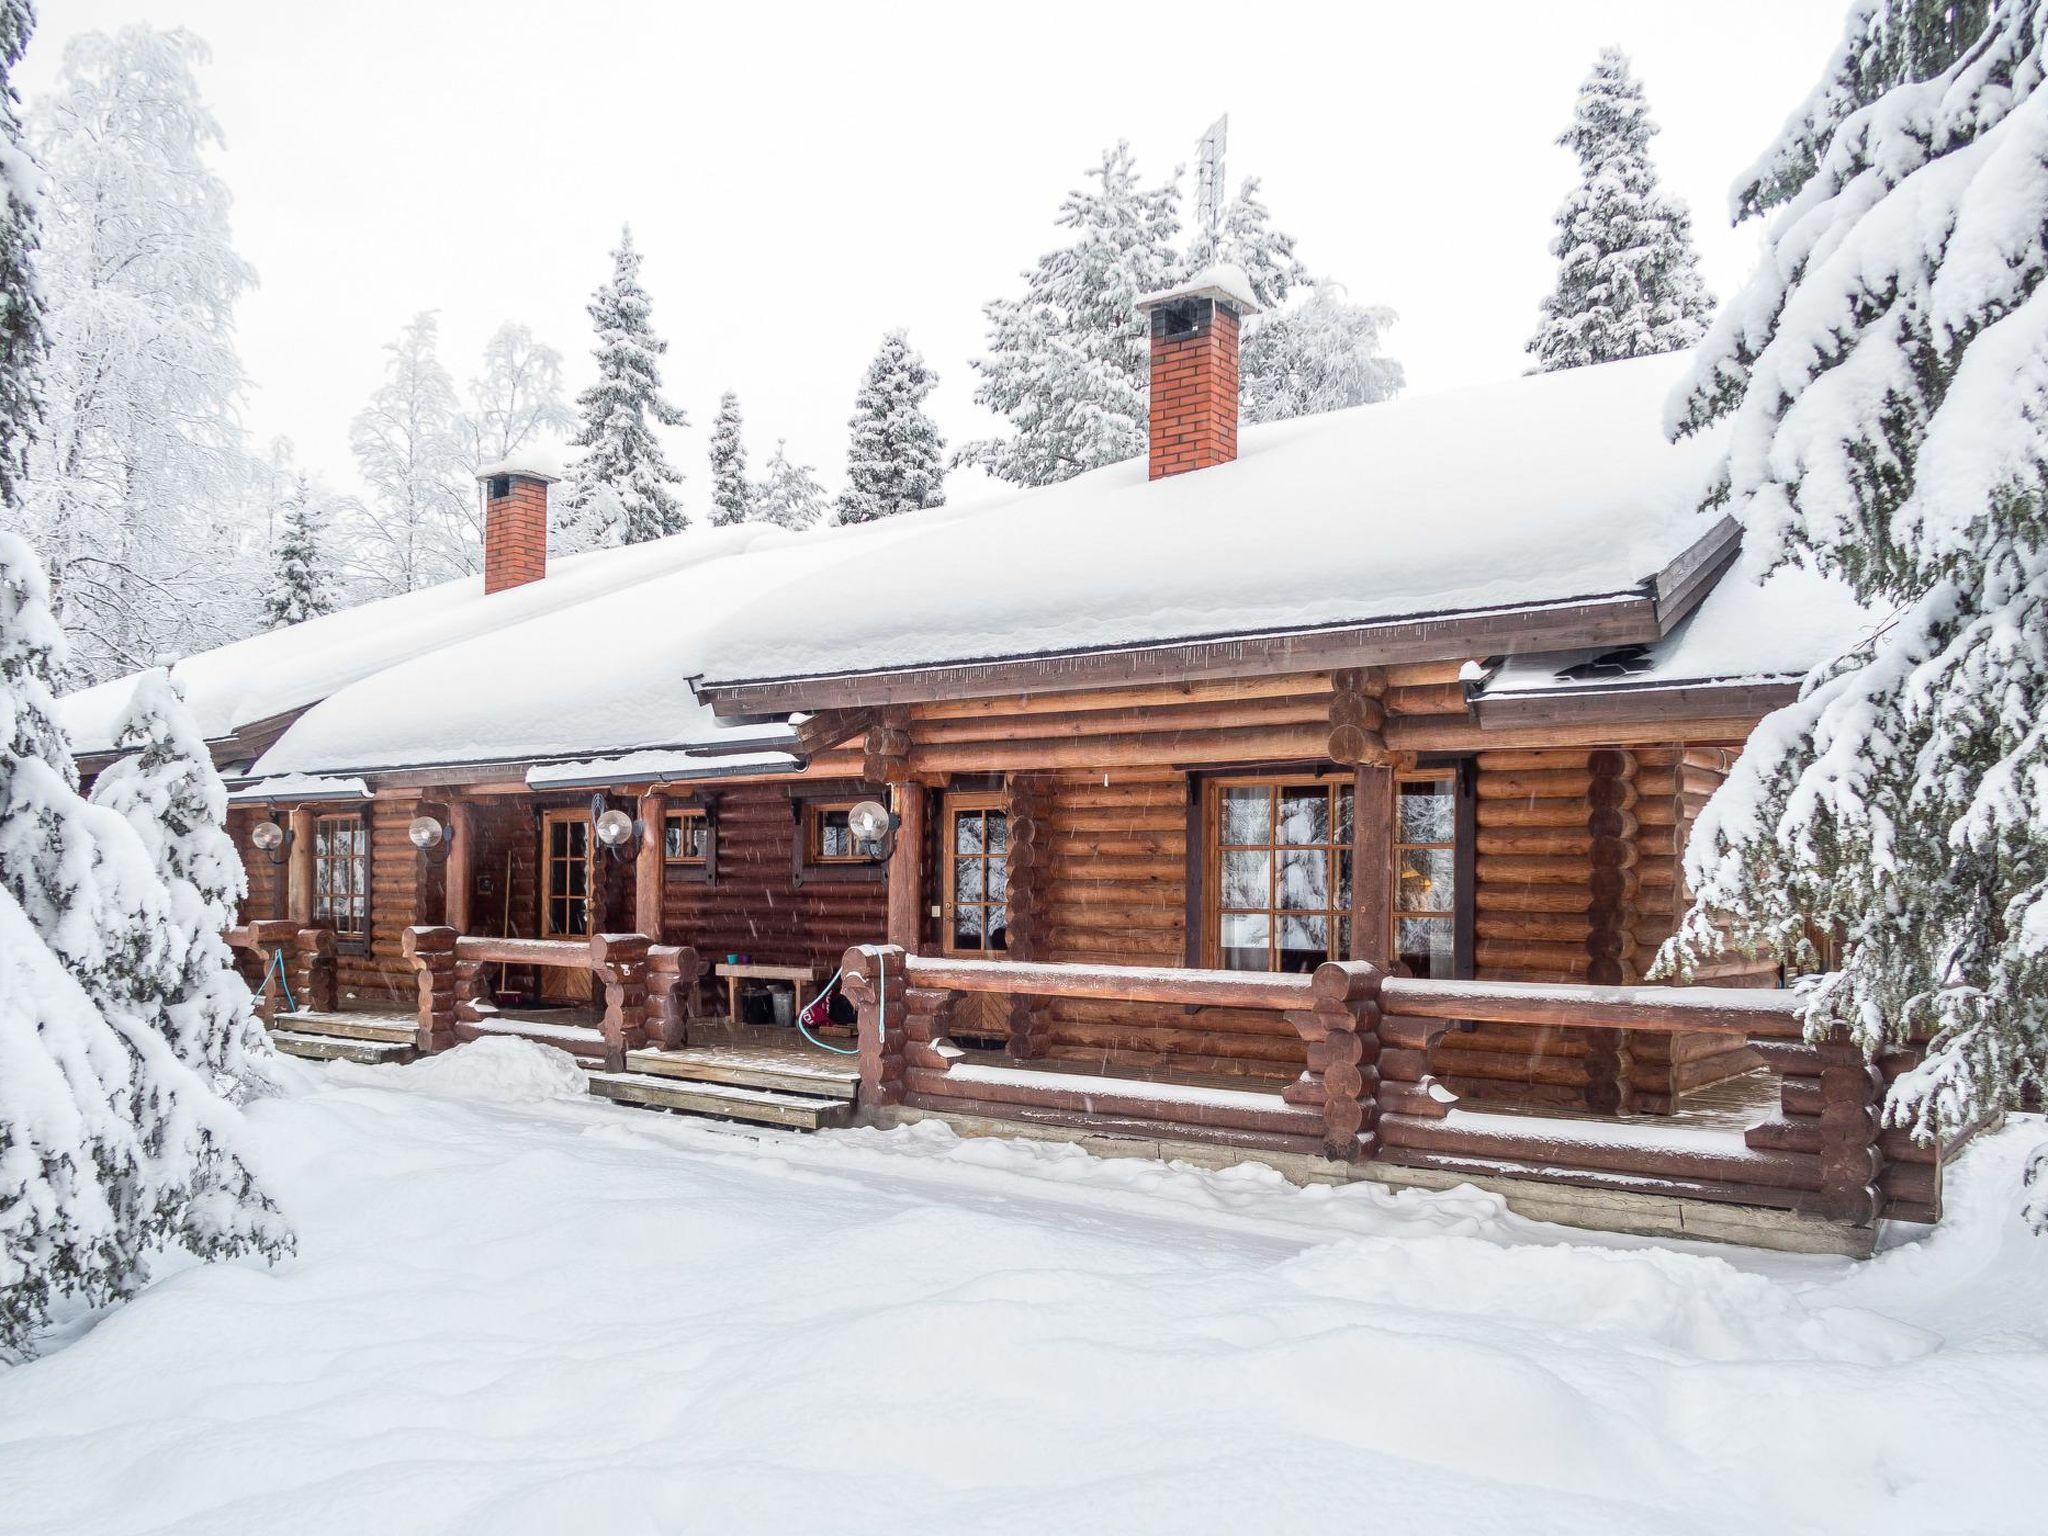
[1196,114,1228,242]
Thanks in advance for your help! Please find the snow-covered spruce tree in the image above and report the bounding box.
[6,26,261,685]
[1526,47,1714,374]
[837,330,945,525]
[264,471,334,627]
[1243,286,1406,424]
[89,668,274,1095]
[347,311,472,595]
[1181,174,1308,313]
[561,227,687,549]
[957,143,1180,487]
[1,533,289,1354]
[0,0,41,513]
[755,439,826,530]
[708,391,754,526]
[1652,3,2048,1178]
[461,321,572,477]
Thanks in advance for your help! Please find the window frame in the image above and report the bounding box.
[662,803,717,886]
[1199,771,1356,974]
[940,790,1010,958]
[788,789,888,886]
[538,805,595,941]
[311,810,370,948]
[1391,765,1471,980]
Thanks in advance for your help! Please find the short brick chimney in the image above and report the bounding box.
[478,458,558,595]
[1134,266,1261,480]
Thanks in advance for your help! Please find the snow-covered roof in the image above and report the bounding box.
[1482,560,1878,701]
[245,510,945,778]
[692,352,1729,689]
[524,749,802,790]
[224,773,371,804]
[59,522,776,757]
[477,444,569,481]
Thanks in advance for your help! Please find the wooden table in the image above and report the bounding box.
[714,962,818,1027]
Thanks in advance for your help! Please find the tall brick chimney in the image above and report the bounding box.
[478,459,557,595]
[1134,267,1261,481]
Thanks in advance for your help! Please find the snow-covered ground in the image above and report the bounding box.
[2,1040,2041,1536]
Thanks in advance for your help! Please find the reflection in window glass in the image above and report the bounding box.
[947,802,1008,954]
[1394,774,1459,978]
[1213,780,1353,973]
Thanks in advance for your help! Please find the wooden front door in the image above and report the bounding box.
[539,808,593,1004]
[941,792,1010,1044]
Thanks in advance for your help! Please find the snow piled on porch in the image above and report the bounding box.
[1,1039,2039,1535]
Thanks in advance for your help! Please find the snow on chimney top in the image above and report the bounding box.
[1134,264,1261,482]
[479,459,558,595]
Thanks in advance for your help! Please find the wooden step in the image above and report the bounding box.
[277,1012,415,1045]
[623,1048,860,1100]
[272,1030,416,1066]
[456,1015,609,1060]
[586,1071,856,1130]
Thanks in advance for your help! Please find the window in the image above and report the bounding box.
[541,809,591,939]
[944,795,1008,955]
[312,813,368,937]
[1394,770,1460,978]
[805,801,885,863]
[1207,777,1353,973]
[664,809,709,865]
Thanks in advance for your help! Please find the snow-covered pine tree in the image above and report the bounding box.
[0,0,41,514]
[837,330,945,525]
[1526,47,1714,374]
[347,312,472,595]
[755,439,826,530]
[1242,286,1406,424]
[5,26,262,685]
[1,532,289,1354]
[957,143,1181,487]
[708,391,754,526]
[1651,4,2048,1184]
[264,471,334,627]
[89,668,274,1095]
[560,227,687,549]
[1181,174,1308,313]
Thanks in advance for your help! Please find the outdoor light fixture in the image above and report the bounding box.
[408,815,450,853]
[249,815,291,865]
[590,794,640,861]
[847,798,900,860]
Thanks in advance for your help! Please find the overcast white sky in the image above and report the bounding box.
[27,0,1849,503]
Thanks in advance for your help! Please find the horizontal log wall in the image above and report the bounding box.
[657,780,885,1016]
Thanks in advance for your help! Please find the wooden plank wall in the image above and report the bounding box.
[657,781,885,1015]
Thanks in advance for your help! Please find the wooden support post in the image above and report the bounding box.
[1582,748,1641,1114]
[590,932,651,1072]
[645,944,704,1050]
[1282,959,1382,1161]
[1816,1026,1885,1225]
[842,943,908,1111]
[291,927,337,1014]
[446,801,477,934]
[886,781,925,951]
[286,807,317,926]
[1003,775,1055,1059]
[635,791,666,941]
[1349,762,1393,967]
[401,925,459,1055]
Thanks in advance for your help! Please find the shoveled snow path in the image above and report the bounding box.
[1,1040,2041,1536]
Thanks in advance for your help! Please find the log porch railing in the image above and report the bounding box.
[226,920,337,1019]
[401,927,706,1072]
[842,946,1919,1228]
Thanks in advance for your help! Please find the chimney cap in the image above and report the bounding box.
[476,445,567,485]
[1135,263,1262,318]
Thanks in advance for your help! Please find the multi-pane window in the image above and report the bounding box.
[1394,771,1459,978]
[807,802,885,863]
[312,813,368,936]
[1211,778,1354,972]
[664,809,709,865]
[945,797,1009,954]
[542,812,591,938]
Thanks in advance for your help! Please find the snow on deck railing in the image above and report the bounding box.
[836,946,1903,1229]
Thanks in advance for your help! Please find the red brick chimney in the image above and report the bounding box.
[1134,267,1261,480]
[478,459,557,595]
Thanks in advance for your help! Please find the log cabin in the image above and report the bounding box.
[60,268,1988,1253]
